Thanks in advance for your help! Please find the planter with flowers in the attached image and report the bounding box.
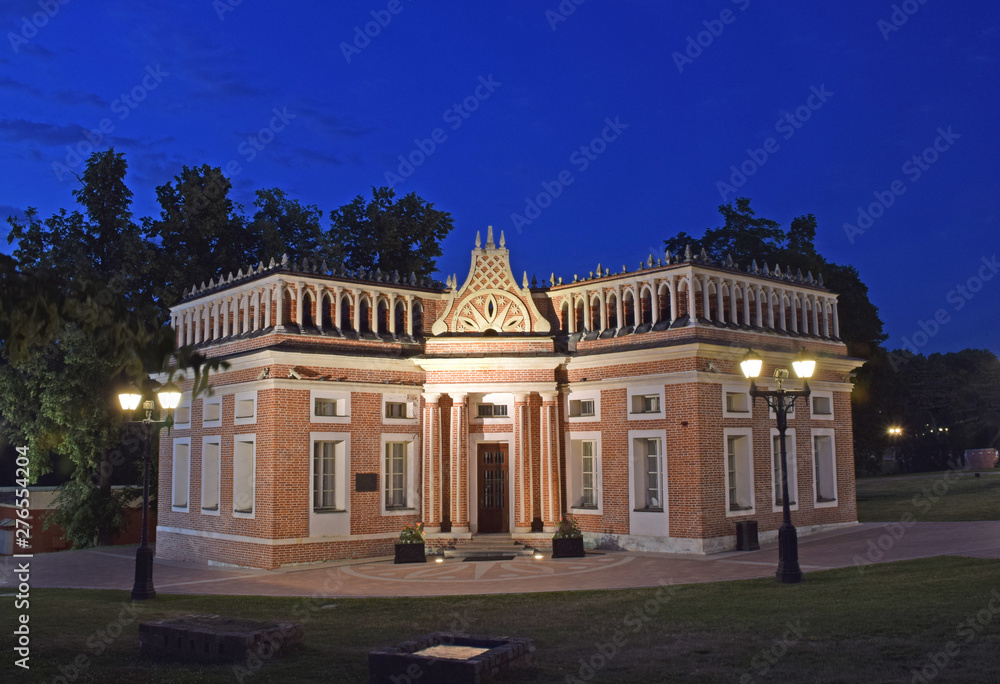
[551,517,585,558]
[394,522,426,564]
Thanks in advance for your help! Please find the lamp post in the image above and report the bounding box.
[117,381,181,600]
[740,348,815,584]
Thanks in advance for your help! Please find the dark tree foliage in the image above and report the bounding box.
[327,186,454,278]
[147,164,254,314]
[248,187,324,265]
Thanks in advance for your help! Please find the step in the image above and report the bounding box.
[438,536,537,559]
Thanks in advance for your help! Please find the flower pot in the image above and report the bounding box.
[551,536,585,558]
[394,542,426,564]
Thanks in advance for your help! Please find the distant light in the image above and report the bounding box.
[887,427,902,436]
[157,382,182,410]
[533,553,544,560]
[435,557,444,563]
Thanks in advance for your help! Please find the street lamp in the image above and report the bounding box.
[740,347,815,584]
[117,380,181,600]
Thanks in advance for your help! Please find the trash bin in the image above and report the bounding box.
[735,521,759,551]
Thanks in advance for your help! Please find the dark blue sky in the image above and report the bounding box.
[1,1,997,354]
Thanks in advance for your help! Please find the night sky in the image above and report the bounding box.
[1,1,997,355]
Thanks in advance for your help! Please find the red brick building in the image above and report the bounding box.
[155,228,863,569]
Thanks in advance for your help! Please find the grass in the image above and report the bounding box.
[3,556,1000,683]
[857,470,1000,522]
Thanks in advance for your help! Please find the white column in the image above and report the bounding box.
[315,285,324,330]
[729,281,738,323]
[811,295,820,335]
[790,295,799,333]
[388,293,396,335]
[717,279,726,324]
[669,278,678,322]
[274,281,285,331]
[778,289,787,331]
[742,282,751,327]
[352,289,361,331]
[264,286,272,329]
[450,393,468,532]
[701,274,711,319]
[370,291,380,335]
[294,282,303,327]
[422,393,442,532]
[649,281,658,325]
[539,392,561,527]
[614,286,623,328]
[599,290,607,330]
[241,292,250,333]
[801,294,809,333]
[513,393,529,531]
[567,297,576,334]
[766,289,775,328]
[832,300,840,338]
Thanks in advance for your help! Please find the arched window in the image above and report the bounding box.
[575,299,586,332]
[606,293,618,329]
[413,302,424,336]
[394,301,406,334]
[623,290,636,327]
[359,297,371,333]
[640,288,653,325]
[340,296,353,332]
[301,291,315,328]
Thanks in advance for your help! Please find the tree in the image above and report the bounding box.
[327,186,453,278]
[148,164,254,314]
[248,188,324,265]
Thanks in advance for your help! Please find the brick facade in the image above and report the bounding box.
[156,228,862,568]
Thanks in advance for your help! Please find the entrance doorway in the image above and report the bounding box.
[477,443,509,533]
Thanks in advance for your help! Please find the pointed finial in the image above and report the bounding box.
[475,231,482,248]
[531,275,537,287]
[268,257,276,269]
[236,268,244,278]
[409,272,417,285]
[648,254,654,268]
[597,263,603,276]
[700,247,709,263]
[684,244,692,261]
[817,273,824,287]
[551,272,555,285]
[523,271,529,288]
[726,254,734,268]
[622,265,626,273]
[208,277,215,288]
[665,249,672,264]
[281,253,289,266]
[486,225,495,248]
[499,230,506,247]
[763,263,770,276]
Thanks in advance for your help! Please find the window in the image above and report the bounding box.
[722,385,752,418]
[172,440,190,511]
[313,440,342,510]
[627,385,665,420]
[477,403,508,418]
[315,398,342,417]
[632,436,664,510]
[382,394,418,424]
[233,435,255,516]
[811,391,834,420]
[202,396,222,428]
[385,441,407,508]
[724,429,754,514]
[566,390,600,423]
[311,390,350,424]
[201,438,221,513]
[813,431,837,505]
[567,434,602,512]
[581,441,597,507]
[633,394,659,414]
[380,434,418,514]
[771,430,798,508]
[570,399,595,417]
[234,391,257,426]
[173,404,191,429]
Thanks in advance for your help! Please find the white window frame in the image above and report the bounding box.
[233,390,258,426]
[770,428,798,512]
[628,429,666,511]
[379,433,419,515]
[310,433,349,512]
[382,393,418,425]
[722,384,752,419]
[812,428,838,508]
[566,431,602,514]
[201,395,222,428]
[171,437,191,512]
[627,384,665,421]
[566,389,601,423]
[810,391,835,421]
[471,393,513,424]
[724,428,755,516]
[173,398,192,431]
[233,433,256,518]
[310,389,351,425]
[201,436,221,515]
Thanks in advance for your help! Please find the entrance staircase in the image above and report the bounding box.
[440,534,537,560]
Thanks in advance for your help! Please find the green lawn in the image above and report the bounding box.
[3,556,1000,683]
[857,471,1000,522]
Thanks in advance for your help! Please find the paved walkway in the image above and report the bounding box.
[3,522,998,598]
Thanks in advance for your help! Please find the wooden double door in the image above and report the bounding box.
[477,443,509,533]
